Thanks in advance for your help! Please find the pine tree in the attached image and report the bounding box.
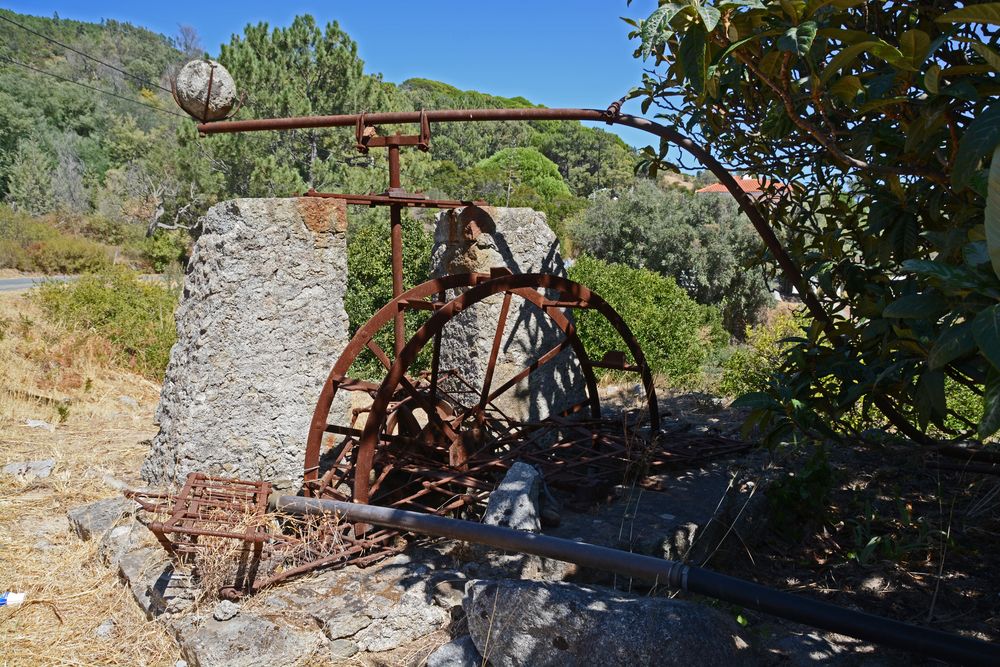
[213,15,406,196]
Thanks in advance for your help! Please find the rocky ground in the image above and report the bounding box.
[3,291,998,666]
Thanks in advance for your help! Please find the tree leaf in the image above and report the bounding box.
[918,369,946,421]
[902,259,982,289]
[987,142,1000,280]
[937,4,1000,26]
[883,292,947,319]
[714,31,781,65]
[964,241,991,268]
[817,28,875,44]
[778,21,818,57]
[721,0,766,8]
[820,41,904,83]
[924,64,941,93]
[973,43,1000,72]
[697,5,722,32]
[828,75,862,103]
[953,105,1000,191]
[678,24,708,95]
[980,366,1000,439]
[928,321,976,369]
[806,0,864,19]
[899,29,930,68]
[973,304,1000,371]
[780,0,804,23]
[639,3,688,59]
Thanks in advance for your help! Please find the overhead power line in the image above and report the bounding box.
[0,12,173,93]
[0,54,187,118]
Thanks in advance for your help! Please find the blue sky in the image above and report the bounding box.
[6,1,661,148]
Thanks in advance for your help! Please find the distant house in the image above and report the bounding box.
[695,177,785,199]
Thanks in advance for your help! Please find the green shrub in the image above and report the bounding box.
[570,181,772,337]
[34,266,178,378]
[20,235,111,274]
[567,254,721,384]
[142,230,189,272]
[0,206,112,273]
[344,214,432,381]
[719,309,804,397]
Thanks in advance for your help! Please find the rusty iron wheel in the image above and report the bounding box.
[303,272,659,517]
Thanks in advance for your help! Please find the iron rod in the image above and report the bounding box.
[388,141,405,358]
[274,496,1000,666]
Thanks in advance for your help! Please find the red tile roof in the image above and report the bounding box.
[696,178,783,194]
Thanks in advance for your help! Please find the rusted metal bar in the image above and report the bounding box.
[479,291,513,411]
[196,108,816,317]
[388,140,405,359]
[302,189,485,209]
[274,496,1000,666]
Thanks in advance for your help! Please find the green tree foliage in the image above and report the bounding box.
[214,15,404,196]
[0,9,219,236]
[399,78,638,200]
[530,121,637,195]
[5,138,53,215]
[572,180,771,335]
[568,254,723,384]
[477,147,572,201]
[720,309,803,398]
[399,78,536,168]
[629,0,1000,441]
[344,215,433,380]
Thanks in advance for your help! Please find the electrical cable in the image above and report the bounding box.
[0,54,187,118]
[0,12,173,93]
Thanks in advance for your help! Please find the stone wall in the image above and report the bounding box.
[142,198,351,489]
[431,206,585,422]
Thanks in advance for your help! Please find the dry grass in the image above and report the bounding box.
[0,292,179,665]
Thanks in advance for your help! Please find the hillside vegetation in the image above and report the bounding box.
[0,9,776,389]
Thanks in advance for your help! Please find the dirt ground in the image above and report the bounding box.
[0,293,178,665]
[697,435,1000,654]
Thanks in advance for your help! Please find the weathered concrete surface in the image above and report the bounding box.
[179,612,327,667]
[143,198,351,489]
[464,579,754,666]
[426,635,482,667]
[67,497,139,541]
[482,461,542,533]
[431,206,585,422]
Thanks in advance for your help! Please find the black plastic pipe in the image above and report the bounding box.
[275,496,998,666]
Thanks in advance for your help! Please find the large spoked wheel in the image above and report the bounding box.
[303,272,658,516]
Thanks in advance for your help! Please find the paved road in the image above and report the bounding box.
[0,275,80,293]
[0,274,166,293]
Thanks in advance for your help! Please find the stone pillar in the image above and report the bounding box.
[430,206,585,422]
[142,198,351,489]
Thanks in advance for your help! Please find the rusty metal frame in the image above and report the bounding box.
[141,104,832,592]
[196,107,822,323]
[302,270,663,505]
[196,105,926,442]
